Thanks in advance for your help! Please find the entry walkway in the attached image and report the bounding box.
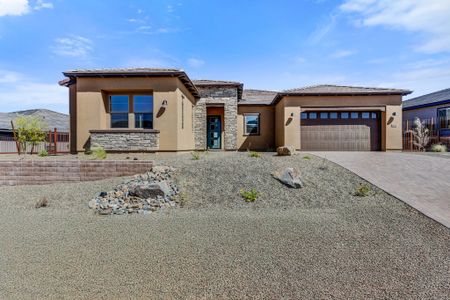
[311,152,450,228]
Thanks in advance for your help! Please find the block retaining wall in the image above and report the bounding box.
[0,160,153,186]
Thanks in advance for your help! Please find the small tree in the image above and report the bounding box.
[411,117,430,152]
[15,116,48,154]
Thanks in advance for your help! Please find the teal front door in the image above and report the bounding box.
[207,115,221,149]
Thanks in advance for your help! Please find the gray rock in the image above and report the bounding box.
[277,146,296,156]
[272,167,304,188]
[129,183,166,199]
[88,199,97,209]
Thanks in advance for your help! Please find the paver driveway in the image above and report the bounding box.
[311,152,450,228]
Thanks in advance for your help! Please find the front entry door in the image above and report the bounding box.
[207,115,221,149]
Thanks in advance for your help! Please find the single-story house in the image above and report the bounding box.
[60,68,411,153]
[0,109,69,140]
[403,88,450,137]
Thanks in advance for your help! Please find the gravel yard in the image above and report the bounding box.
[0,152,449,299]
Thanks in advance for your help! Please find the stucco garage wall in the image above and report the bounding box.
[275,94,403,151]
[237,105,275,150]
[75,77,191,152]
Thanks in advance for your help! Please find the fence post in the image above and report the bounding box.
[54,128,58,154]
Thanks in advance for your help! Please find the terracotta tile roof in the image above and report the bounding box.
[403,88,450,110]
[239,89,278,105]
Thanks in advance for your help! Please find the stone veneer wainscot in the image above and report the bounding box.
[90,129,160,152]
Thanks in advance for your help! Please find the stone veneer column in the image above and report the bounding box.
[193,86,238,150]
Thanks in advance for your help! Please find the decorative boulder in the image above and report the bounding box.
[129,182,170,199]
[272,167,304,188]
[277,146,296,156]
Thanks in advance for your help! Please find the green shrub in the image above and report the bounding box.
[303,155,311,160]
[248,151,261,158]
[191,151,200,160]
[430,144,447,152]
[92,147,107,160]
[354,183,371,197]
[38,149,48,157]
[240,189,261,202]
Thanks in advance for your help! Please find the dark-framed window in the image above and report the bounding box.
[309,112,317,119]
[320,112,328,119]
[362,112,370,119]
[438,107,450,129]
[371,112,378,119]
[351,112,359,119]
[301,112,308,119]
[341,112,349,119]
[330,112,338,119]
[134,95,153,129]
[244,114,260,135]
[110,95,129,128]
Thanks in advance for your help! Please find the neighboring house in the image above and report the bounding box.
[60,68,411,153]
[403,88,450,137]
[0,109,69,139]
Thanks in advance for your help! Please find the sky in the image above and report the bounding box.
[0,0,450,113]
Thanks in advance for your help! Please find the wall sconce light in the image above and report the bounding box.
[161,100,168,108]
[392,112,397,116]
[290,112,294,117]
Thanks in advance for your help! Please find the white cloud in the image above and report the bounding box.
[0,0,52,16]
[52,35,93,58]
[0,0,30,16]
[341,0,450,53]
[330,49,356,58]
[34,0,53,10]
[308,14,337,44]
[187,58,205,68]
[0,70,67,112]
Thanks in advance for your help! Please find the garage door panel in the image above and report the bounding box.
[301,111,380,151]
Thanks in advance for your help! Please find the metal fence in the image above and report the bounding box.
[0,130,69,154]
[403,118,450,151]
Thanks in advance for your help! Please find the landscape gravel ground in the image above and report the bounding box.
[0,152,449,299]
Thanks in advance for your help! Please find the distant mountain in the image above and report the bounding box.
[0,109,69,132]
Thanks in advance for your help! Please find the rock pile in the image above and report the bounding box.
[88,166,180,215]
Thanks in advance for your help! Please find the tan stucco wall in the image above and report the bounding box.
[274,95,404,151]
[75,77,195,151]
[385,105,403,150]
[237,106,275,150]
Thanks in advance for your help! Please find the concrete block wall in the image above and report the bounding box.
[0,160,153,186]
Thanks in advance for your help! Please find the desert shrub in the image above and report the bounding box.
[303,155,311,160]
[240,189,260,202]
[191,151,200,160]
[248,151,261,158]
[35,197,48,208]
[430,144,447,152]
[14,115,48,154]
[38,149,48,157]
[410,117,430,151]
[92,146,107,160]
[176,192,188,207]
[354,183,371,197]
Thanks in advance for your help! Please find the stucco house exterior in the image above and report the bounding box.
[60,68,411,153]
[403,88,450,138]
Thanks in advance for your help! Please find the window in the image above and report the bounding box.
[438,107,450,129]
[371,112,378,119]
[330,112,338,119]
[134,95,153,129]
[351,112,359,119]
[309,112,317,119]
[320,112,328,119]
[244,114,260,135]
[362,112,370,119]
[301,112,308,119]
[341,112,349,119]
[110,95,129,128]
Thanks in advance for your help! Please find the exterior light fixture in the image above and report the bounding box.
[392,112,397,116]
[290,112,294,117]
[161,100,168,108]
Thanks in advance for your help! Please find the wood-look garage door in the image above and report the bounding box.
[301,111,381,151]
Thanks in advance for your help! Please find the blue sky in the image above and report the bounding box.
[1,0,450,113]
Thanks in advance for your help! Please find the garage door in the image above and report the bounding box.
[301,111,381,151]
